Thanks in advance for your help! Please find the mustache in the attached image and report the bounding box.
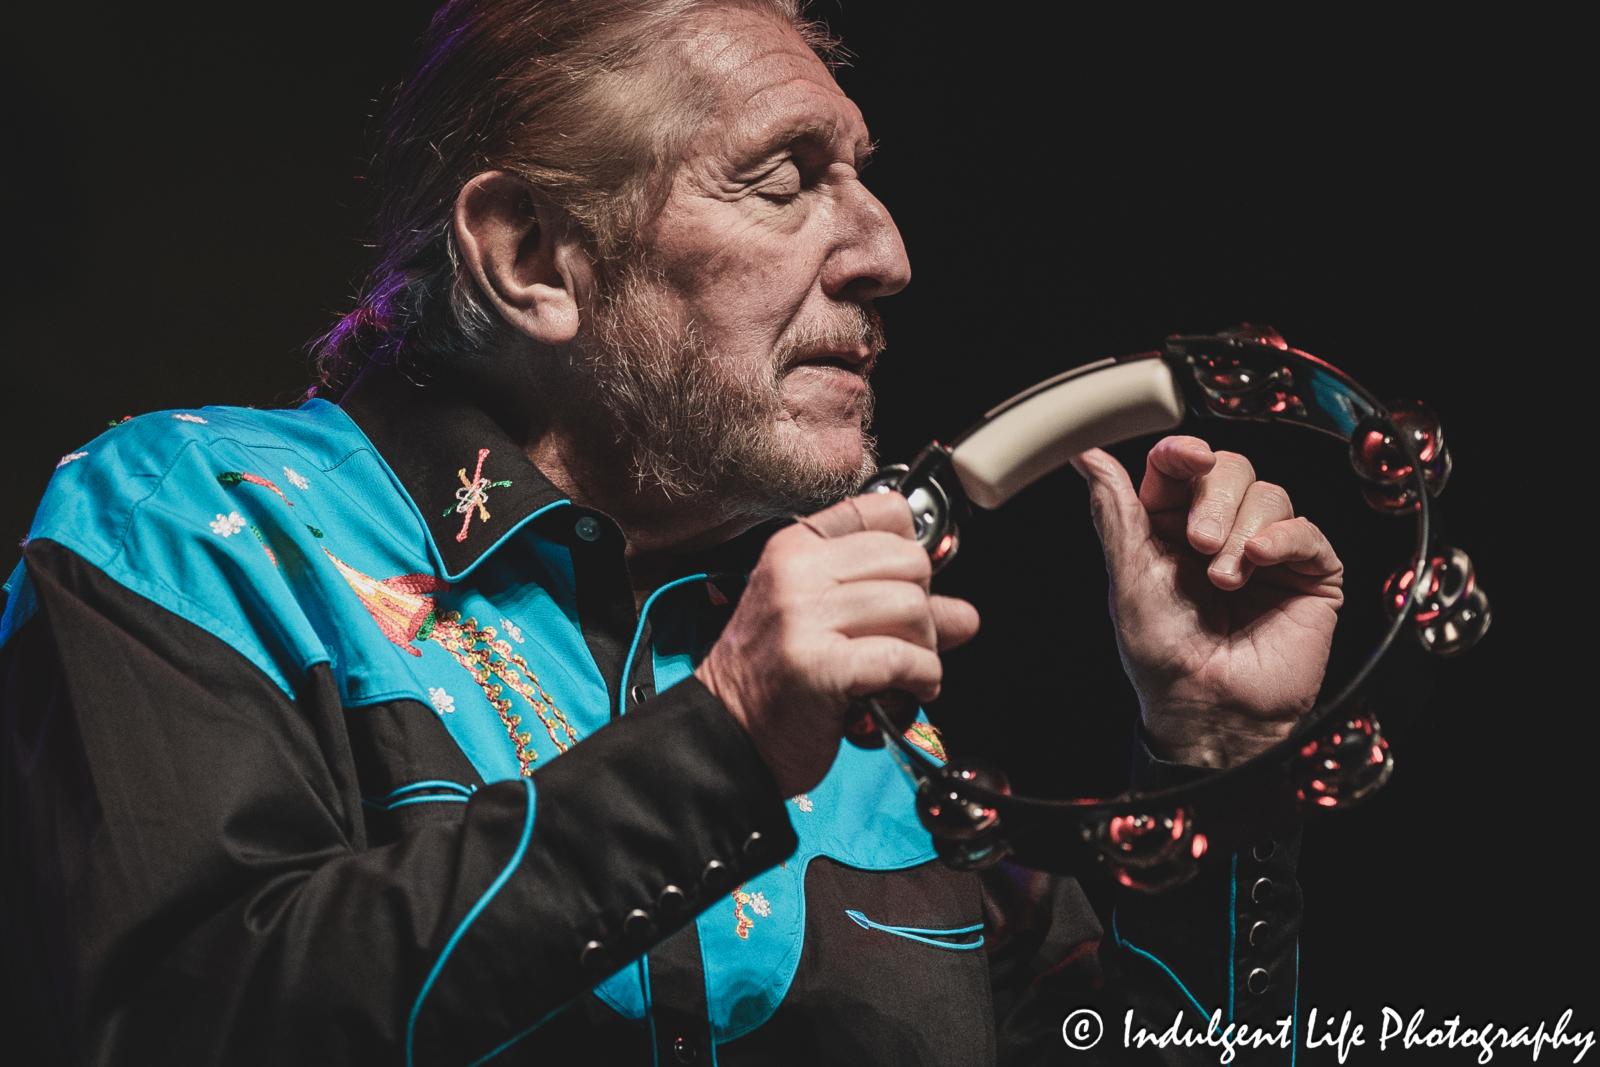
[775,305,886,375]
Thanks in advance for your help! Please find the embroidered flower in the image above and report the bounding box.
[794,794,813,813]
[56,451,89,469]
[500,618,524,643]
[428,687,456,715]
[210,511,245,537]
[172,413,208,424]
[748,892,772,918]
[283,467,310,490]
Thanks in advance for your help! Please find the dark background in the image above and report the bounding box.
[2,1,1586,1060]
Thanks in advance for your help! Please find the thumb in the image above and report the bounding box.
[1068,447,1150,566]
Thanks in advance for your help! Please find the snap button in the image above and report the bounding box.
[1253,841,1276,862]
[1251,877,1273,904]
[673,1035,699,1062]
[657,884,687,913]
[579,939,608,973]
[574,516,601,542]
[701,859,732,890]
[629,683,651,706]
[1249,920,1269,947]
[742,831,766,858]
[1247,967,1270,994]
[623,908,654,940]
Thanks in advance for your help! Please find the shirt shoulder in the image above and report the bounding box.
[10,401,436,697]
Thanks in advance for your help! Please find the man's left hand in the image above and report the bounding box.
[1072,436,1344,769]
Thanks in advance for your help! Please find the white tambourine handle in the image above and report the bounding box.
[948,356,1186,510]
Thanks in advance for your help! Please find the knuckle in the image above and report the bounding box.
[1214,450,1256,481]
[1253,483,1291,514]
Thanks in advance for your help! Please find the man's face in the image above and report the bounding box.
[579,6,911,516]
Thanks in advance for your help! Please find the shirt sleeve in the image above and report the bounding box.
[0,538,798,1067]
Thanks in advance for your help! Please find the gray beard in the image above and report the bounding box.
[573,268,881,519]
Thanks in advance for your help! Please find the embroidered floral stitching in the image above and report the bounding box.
[428,613,578,775]
[283,467,311,490]
[445,448,512,543]
[250,525,279,568]
[210,512,245,537]
[733,885,771,939]
[172,413,208,424]
[323,549,449,656]
[905,721,947,762]
[319,554,571,779]
[56,452,89,469]
[218,471,294,507]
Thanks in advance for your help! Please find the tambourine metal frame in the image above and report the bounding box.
[856,325,1485,891]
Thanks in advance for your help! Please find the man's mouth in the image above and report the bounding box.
[789,351,870,375]
[775,306,885,379]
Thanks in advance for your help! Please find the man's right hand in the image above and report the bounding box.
[694,492,980,797]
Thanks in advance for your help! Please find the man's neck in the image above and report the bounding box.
[523,430,763,610]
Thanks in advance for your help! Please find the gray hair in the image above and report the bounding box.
[310,0,838,397]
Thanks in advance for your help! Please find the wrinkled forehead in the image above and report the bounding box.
[673,7,870,164]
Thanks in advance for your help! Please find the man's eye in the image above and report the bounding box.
[755,160,802,199]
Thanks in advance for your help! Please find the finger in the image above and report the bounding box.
[1068,447,1149,564]
[1244,517,1344,589]
[929,595,980,652]
[1137,436,1218,513]
[808,530,932,585]
[1208,479,1294,589]
[836,637,945,704]
[827,580,938,648]
[1186,451,1258,555]
[800,491,914,540]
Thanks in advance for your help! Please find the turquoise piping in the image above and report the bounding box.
[1291,942,1299,1067]
[406,778,537,1067]
[1228,854,1237,1022]
[365,794,470,811]
[845,910,985,951]
[438,498,572,583]
[363,780,476,810]
[1112,909,1208,1022]
[388,780,477,798]
[618,573,709,718]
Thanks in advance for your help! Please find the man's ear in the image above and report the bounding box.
[454,171,593,346]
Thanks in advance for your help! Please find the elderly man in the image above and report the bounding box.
[0,0,1341,1063]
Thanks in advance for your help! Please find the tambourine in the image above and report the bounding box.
[844,324,1488,891]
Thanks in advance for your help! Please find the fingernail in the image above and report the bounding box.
[1248,536,1272,554]
[1211,555,1239,579]
[1194,518,1223,544]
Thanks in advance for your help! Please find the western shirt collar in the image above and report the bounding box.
[335,365,780,583]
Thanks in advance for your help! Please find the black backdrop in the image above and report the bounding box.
[2,2,1587,1061]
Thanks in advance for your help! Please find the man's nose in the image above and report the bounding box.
[823,181,911,302]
